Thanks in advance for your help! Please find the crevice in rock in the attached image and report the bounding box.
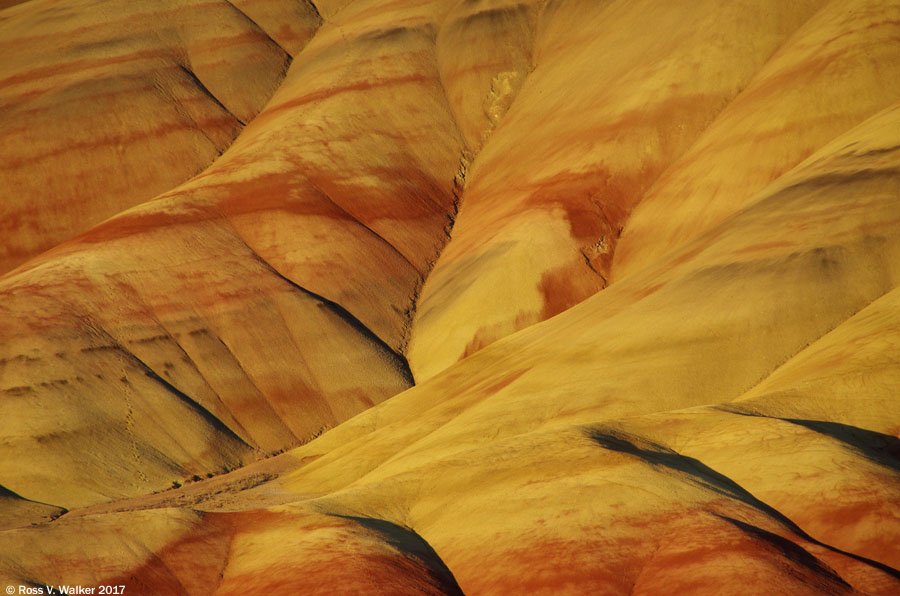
[330,513,467,596]
[585,425,900,582]
[226,225,415,386]
[79,316,255,452]
[220,0,292,58]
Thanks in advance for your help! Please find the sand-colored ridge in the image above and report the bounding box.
[289,101,900,496]
[406,0,832,382]
[0,0,470,510]
[2,418,897,595]
[0,0,313,275]
[2,1,900,594]
[613,0,900,283]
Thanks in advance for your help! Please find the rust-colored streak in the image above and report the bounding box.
[254,74,433,124]
[0,48,177,90]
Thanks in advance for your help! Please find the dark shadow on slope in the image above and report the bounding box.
[331,514,466,596]
[0,484,66,513]
[713,514,851,590]
[176,65,247,127]
[718,405,900,473]
[232,231,416,385]
[786,418,900,473]
[586,426,780,512]
[583,425,900,580]
[81,316,254,451]
[0,484,67,529]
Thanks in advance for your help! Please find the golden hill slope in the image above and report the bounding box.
[0,0,468,510]
[1,0,899,594]
[0,0,321,275]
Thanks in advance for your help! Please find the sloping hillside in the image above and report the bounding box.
[1,0,898,594]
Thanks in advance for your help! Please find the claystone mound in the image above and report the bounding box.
[1,0,899,595]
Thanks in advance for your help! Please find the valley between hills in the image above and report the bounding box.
[1,0,900,594]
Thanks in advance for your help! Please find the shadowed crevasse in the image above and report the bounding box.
[331,514,467,596]
[0,484,67,516]
[712,514,852,590]
[783,419,900,472]
[716,406,900,474]
[81,317,255,452]
[583,425,900,580]
[235,234,416,385]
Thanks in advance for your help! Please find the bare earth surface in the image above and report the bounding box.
[1,0,899,594]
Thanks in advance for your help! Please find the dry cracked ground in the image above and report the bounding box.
[1,0,900,594]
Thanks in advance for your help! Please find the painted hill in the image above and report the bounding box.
[0,0,323,275]
[1,0,899,594]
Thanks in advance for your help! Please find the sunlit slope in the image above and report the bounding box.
[406,0,833,381]
[255,100,900,589]
[1,427,896,596]
[592,322,900,575]
[1,2,899,594]
[5,286,900,596]
[296,101,900,492]
[613,0,900,282]
[407,0,900,382]
[0,507,467,596]
[0,0,320,275]
[0,0,473,511]
[5,92,886,594]
[716,282,900,569]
